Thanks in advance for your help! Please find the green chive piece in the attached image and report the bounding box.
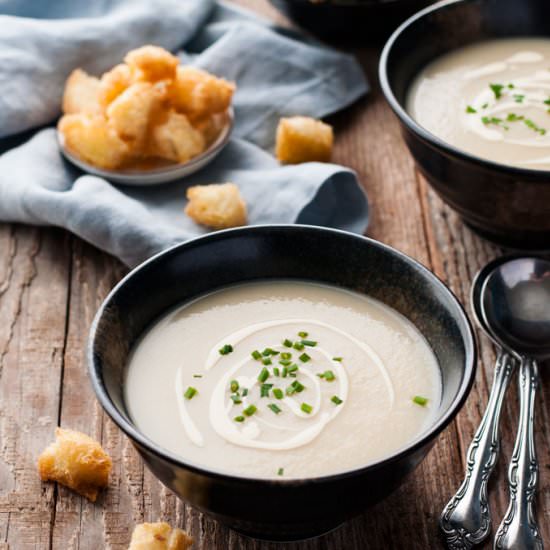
[268,403,282,414]
[192,374,203,378]
[279,359,292,366]
[234,415,245,422]
[489,83,504,99]
[242,388,248,397]
[261,383,273,398]
[466,105,477,113]
[283,339,293,347]
[282,367,288,378]
[273,367,280,377]
[287,364,299,374]
[301,402,313,414]
[273,388,284,399]
[508,83,515,89]
[293,341,305,351]
[258,367,270,382]
[277,467,284,476]
[317,373,325,378]
[286,380,305,394]
[481,116,509,130]
[231,395,242,404]
[323,370,336,382]
[331,395,343,405]
[219,344,233,355]
[184,387,197,400]
[301,339,317,347]
[482,103,489,109]
[251,350,262,360]
[333,357,343,362]
[262,348,272,356]
[243,404,257,416]
[281,352,292,360]
[262,357,272,366]
[524,118,546,135]
[544,97,550,105]
[299,352,311,363]
[513,94,525,103]
[507,113,524,122]
[413,395,429,406]
[230,380,239,393]
[298,331,308,338]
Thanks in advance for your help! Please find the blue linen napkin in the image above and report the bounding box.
[0,0,369,267]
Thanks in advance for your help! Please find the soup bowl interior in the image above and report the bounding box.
[380,0,550,249]
[89,225,476,540]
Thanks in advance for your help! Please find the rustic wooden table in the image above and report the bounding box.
[1,1,549,548]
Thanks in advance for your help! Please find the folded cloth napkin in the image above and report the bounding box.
[0,0,369,267]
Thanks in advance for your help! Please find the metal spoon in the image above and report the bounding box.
[440,261,517,549]
[480,256,550,550]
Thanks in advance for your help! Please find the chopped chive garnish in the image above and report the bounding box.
[323,370,336,382]
[287,364,299,374]
[293,341,305,350]
[331,395,343,405]
[482,103,489,109]
[273,367,280,377]
[277,467,284,476]
[413,395,429,406]
[333,357,343,362]
[192,374,203,378]
[260,383,273,397]
[317,373,324,378]
[273,388,284,399]
[219,344,233,355]
[466,105,477,113]
[513,94,525,103]
[230,380,239,393]
[507,113,524,122]
[524,118,546,135]
[291,380,305,393]
[282,367,288,378]
[231,395,242,404]
[299,352,311,363]
[242,388,248,397]
[298,331,308,338]
[234,415,245,422]
[301,340,317,347]
[184,386,197,400]
[262,357,272,366]
[283,339,293,347]
[262,348,272,356]
[301,402,313,414]
[508,83,515,89]
[544,97,550,105]
[481,116,508,130]
[268,403,282,414]
[281,352,292,360]
[258,367,270,382]
[489,83,504,99]
[243,404,257,416]
[279,359,292,366]
[251,350,262,360]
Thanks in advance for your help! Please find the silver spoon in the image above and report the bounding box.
[440,261,517,549]
[481,256,549,550]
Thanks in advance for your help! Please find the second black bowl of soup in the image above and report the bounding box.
[88,225,475,541]
[380,0,550,249]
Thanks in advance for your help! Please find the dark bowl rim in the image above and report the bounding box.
[378,0,550,180]
[88,224,477,487]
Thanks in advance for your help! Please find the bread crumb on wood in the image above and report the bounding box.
[37,427,112,502]
[128,522,193,550]
[275,116,333,164]
[185,182,247,229]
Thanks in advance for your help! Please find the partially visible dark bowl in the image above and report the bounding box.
[379,0,550,250]
[269,0,434,43]
[88,225,476,541]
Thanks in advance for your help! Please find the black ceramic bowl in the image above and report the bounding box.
[269,0,434,43]
[380,0,550,250]
[88,225,476,541]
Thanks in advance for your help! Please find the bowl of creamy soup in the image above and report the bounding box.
[379,0,550,249]
[88,225,476,540]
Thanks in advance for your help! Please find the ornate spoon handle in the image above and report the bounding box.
[440,350,516,549]
[494,357,543,550]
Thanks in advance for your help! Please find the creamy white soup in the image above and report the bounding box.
[407,38,550,170]
[124,282,441,479]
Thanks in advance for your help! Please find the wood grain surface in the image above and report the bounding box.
[1,1,549,548]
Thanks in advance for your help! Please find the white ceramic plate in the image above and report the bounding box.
[58,108,234,186]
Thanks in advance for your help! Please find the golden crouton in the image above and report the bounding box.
[125,45,179,82]
[38,428,112,502]
[106,82,166,149]
[275,116,333,164]
[148,110,205,163]
[58,114,130,169]
[62,69,102,116]
[171,66,235,120]
[192,113,227,146]
[128,522,193,550]
[99,63,133,106]
[185,183,247,229]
